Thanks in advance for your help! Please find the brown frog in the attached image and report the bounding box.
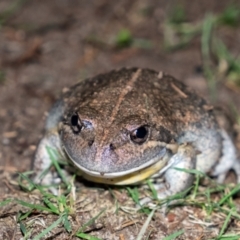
[33,68,240,199]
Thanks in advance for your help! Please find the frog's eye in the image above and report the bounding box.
[130,126,149,144]
[70,113,82,134]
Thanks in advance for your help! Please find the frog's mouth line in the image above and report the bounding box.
[65,147,170,185]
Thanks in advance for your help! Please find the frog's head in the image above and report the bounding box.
[59,109,175,184]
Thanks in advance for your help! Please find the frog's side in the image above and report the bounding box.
[33,68,240,199]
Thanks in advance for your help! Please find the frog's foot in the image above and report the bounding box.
[156,144,196,199]
[32,130,67,186]
[140,144,196,207]
[211,130,240,183]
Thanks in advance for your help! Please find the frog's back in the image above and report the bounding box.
[59,68,217,132]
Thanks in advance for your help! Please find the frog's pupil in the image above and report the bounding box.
[70,113,82,134]
[136,126,147,138]
[71,114,79,126]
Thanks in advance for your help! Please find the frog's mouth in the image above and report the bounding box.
[66,147,170,185]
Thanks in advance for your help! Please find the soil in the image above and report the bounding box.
[0,0,240,239]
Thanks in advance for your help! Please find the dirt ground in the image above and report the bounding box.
[0,1,240,239]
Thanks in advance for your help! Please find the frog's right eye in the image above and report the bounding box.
[70,113,82,134]
[130,125,149,144]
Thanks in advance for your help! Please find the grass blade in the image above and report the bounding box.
[136,209,155,240]
[32,216,63,240]
[163,229,184,240]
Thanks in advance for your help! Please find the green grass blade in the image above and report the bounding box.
[201,13,217,100]
[18,172,35,191]
[15,199,58,214]
[0,198,12,207]
[146,180,158,200]
[19,221,27,236]
[218,184,240,206]
[18,210,33,221]
[43,197,59,214]
[218,209,233,237]
[62,213,72,232]
[46,146,69,185]
[32,216,63,240]
[136,209,155,240]
[127,187,140,205]
[162,229,184,240]
[76,232,102,240]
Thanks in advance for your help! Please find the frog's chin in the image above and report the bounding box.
[67,148,170,185]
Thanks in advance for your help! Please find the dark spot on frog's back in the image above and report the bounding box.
[158,126,172,143]
[109,143,116,150]
[88,140,94,146]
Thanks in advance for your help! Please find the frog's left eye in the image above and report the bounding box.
[70,113,82,134]
[130,126,149,144]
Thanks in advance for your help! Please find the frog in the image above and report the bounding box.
[32,67,240,199]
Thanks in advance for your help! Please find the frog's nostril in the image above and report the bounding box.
[88,140,94,146]
[109,143,115,150]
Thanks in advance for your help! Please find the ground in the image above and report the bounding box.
[0,1,240,239]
